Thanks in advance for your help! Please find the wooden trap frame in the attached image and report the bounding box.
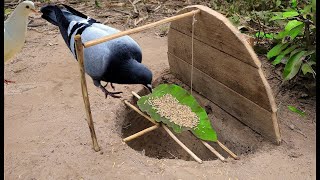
[74,5,280,162]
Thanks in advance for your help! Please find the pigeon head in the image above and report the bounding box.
[130,62,153,93]
[16,1,37,15]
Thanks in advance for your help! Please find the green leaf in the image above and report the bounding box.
[283,11,299,18]
[291,0,297,8]
[255,32,274,39]
[290,48,304,57]
[301,63,315,75]
[288,106,306,116]
[272,45,298,65]
[285,20,303,32]
[274,31,287,39]
[287,24,304,40]
[272,54,285,65]
[283,51,306,80]
[267,43,289,59]
[137,84,217,142]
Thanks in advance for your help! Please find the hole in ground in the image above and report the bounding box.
[120,71,265,161]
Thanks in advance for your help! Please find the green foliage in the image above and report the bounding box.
[266,0,316,81]
[287,105,306,116]
[137,84,217,142]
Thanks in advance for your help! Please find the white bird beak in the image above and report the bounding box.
[31,9,40,14]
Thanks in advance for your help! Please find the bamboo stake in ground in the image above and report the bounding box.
[124,100,158,125]
[84,9,201,48]
[123,100,203,164]
[201,140,225,162]
[162,124,203,164]
[74,35,100,152]
[217,140,239,160]
[123,124,160,142]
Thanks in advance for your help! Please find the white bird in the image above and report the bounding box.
[4,1,37,84]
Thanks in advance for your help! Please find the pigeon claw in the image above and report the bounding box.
[100,85,122,99]
[105,91,122,99]
[104,82,116,91]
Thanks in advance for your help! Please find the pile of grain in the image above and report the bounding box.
[147,94,199,128]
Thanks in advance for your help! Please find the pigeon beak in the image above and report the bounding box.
[146,84,153,93]
[31,9,40,14]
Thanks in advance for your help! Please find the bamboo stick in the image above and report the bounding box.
[217,140,239,160]
[131,91,141,99]
[162,124,203,164]
[124,100,158,125]
[84,9,201,48]
[201,141,225,162]
[74,35,100,152]
[123,124,160,142]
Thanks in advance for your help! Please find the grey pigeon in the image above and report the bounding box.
[40,4,153,98]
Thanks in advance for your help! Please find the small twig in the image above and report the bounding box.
[111,9,131,15]
[123,124,160,142]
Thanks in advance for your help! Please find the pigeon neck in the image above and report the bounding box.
[5,11,29,35]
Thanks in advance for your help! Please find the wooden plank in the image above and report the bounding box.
[168,29,275,112]
[168,53,281,144]
[170,5,261,68]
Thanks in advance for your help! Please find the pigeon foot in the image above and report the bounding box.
[104,82,116,91]
[100,85,122,98]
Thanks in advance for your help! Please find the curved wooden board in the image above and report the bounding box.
[167,5,281,144]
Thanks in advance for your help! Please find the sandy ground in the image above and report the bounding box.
[4,8,316,180]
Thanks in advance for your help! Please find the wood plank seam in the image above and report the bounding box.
[169,27,259,69]
[168,52,276,113]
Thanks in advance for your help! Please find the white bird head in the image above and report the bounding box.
[15,1,37,15]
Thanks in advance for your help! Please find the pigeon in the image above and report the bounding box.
[40,4,153,98]
[4,1,37,84]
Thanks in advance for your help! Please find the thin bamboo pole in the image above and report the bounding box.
[217,140,239,160]
[123,124,160,142]
[83,9,201,48]
[162,124,203,164]
[74,35,100,152]
[124,100,158,125]
[201,141,225,162]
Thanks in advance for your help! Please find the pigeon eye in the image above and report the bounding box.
[26,5,29,9]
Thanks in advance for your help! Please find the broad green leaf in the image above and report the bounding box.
[291,0,297,8]
[304,50,316,57]
[282,11,299,18]
[270,14,283,21]
[301,63,315,75]
[283,51,306,80]
[267,43,289,59]
[285,20,303,32]
[287,24,304,40]
[288,106,306,116]
[137,84,217,142]
[290,48,304,57]
[274,31,287,39]
[272,54,285,65]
